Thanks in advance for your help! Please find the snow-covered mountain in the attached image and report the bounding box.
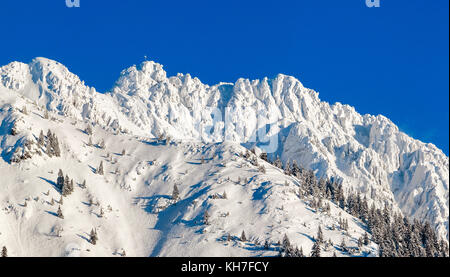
[0,57,448,256]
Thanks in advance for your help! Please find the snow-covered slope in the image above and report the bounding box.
[0,95,375,256]
[0,57,448,256]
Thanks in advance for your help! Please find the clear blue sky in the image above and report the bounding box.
[0,0,448,154]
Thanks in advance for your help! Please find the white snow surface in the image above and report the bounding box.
[0,57,448,256]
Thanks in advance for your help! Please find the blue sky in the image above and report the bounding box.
[0,0,448,154]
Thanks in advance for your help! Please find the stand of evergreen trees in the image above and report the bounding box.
[260,153,449,257]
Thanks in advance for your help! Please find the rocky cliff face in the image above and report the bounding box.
[1,57,448,240]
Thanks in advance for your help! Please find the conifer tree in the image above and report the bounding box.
[240,230,247,242]
[90,228,98,245]
[1,246,7,257]
[282,234,291,251]
[57,205,64,219]
[99,139,105,149]
[284,160,291,175]
[56,169,64,190]
[97,161,104,175]
[340,237,347,252]
[363,232,369,245]
[260,152,268,162]
[357,237,363,249]
[85,125,93,135]
[38,130,45,147]
[317,226,324,243]
[203,210,210,225]
[172,184,179,200]
[299,246,304,257]
[273,156,282,169]
[62,175,71,196]
[52,135,61,157]
[310,240,321,257]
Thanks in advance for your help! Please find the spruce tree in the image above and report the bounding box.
[1,246,7,257]
[62,175,71,196]
[52,135,61,157]
[99,139,105,149]
[203,210,210,225]
[172,184,179,200]
[90,229,98,245]
[317,226,324,243]
[85,125,93,135]
[56,169,64,190]
[282,234,291,251]
[310,240,321,257]
[57,205,64,219]
[299,247,304,257]
[273,156,282,169]
[340,237,347,252]
[97,161,104,175]
[363,232,369,245]
[38,130,45,147]
[240,230,247,242]
[260,152,268,162]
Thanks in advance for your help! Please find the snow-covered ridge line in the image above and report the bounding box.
[0,57,448,240]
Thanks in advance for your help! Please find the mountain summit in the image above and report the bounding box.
[0,58,448,256]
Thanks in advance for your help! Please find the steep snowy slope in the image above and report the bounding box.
[0,93,376,256]
[0,57,448,241]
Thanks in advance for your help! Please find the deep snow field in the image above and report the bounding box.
[0,88,375,257]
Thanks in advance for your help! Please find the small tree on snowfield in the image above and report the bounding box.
[363,232,369,245]
[57,206,64,219]
[57,169,64,190]
[38,130,45,147]
[203,210,210,225]
[282,234,291,251]
[240,231,247,242]
[310,240,321,257]
[172,184,179,200]
[90,229,98,245]
[1,246,7,257]
[97,161,104,175]
[317,226,324,243]
[85,125,93,135]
